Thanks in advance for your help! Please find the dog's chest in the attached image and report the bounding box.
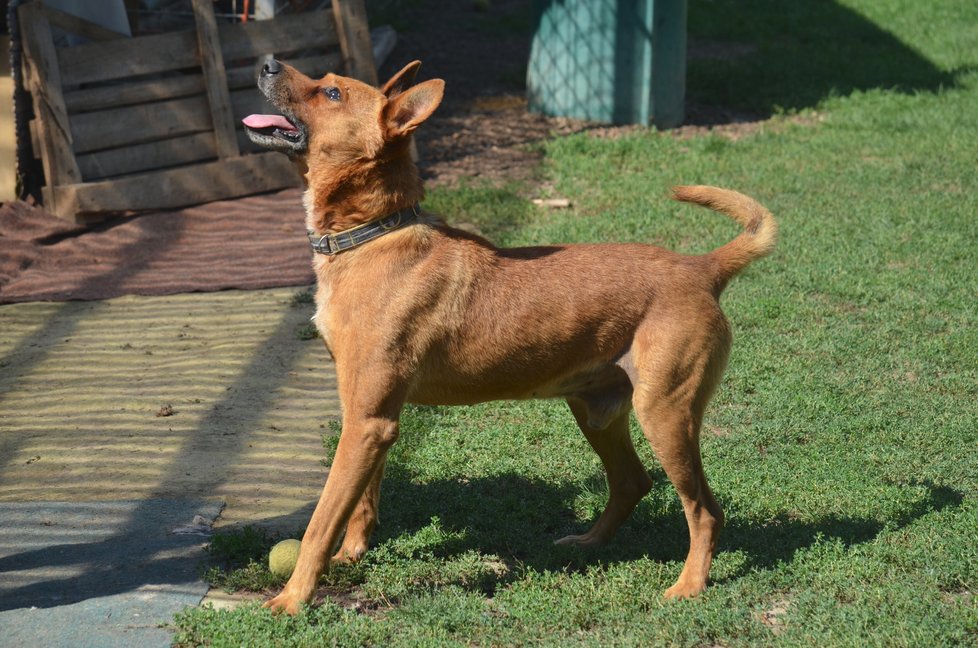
[312,280,334,350]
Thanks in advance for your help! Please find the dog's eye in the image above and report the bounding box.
[322,87,341,102]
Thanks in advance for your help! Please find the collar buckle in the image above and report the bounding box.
[308,204,420,256]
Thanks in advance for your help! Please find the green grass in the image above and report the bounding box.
[174,1,978,645]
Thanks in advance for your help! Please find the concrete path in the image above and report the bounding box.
[0,288,339,645]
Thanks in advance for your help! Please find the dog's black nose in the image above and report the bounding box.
[262,59,282,76]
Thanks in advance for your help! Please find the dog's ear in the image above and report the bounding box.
[381,60,422,98]
[383,78,445,139]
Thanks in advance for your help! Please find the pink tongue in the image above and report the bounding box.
[242,114,296,131]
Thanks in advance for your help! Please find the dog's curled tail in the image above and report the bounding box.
[672,185,778,286]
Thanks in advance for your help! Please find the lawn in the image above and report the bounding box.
[174,0,978,645]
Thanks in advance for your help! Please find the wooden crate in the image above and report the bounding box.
[18,0,377,223]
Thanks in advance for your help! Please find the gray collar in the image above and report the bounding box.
[307,204,420,256]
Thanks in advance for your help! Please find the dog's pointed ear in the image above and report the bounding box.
[383,78,445,139]
[381,60,422,98]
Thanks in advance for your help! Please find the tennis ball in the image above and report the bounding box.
[268,539,301,578]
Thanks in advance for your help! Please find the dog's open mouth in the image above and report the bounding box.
[243,113,307,153]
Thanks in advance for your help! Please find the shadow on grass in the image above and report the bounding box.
[686,0,967,119]
[362,469,963,594]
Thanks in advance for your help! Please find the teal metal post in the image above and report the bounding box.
[527,0,687,128]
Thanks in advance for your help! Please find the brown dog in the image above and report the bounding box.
[243,59,777,615]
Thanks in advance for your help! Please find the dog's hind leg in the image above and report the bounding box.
[631,324,728,599]
[555,398,652,547]
[332,455,386,564]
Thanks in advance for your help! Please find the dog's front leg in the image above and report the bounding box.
[264,413,400,615]
[332,455,386,564]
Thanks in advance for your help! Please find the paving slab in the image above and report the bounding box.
[0,288,340,644]
[0,499,223,648]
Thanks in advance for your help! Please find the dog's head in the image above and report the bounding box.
[243,59,444,169]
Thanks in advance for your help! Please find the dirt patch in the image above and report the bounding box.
[419,94,589,188]
[384,0,780,188]
[757,594,791,634]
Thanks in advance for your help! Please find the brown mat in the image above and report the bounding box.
[0,188,314,304]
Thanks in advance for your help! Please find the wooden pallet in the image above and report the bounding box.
[18,0,377,223]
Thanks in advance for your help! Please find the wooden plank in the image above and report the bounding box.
[332,0,378,84]
[53,153,301,218]
[58,9,338,94]
[29,119,41,157]
[18,2,82,208]
[64,74,205,113]
[219,10,338,62]
[41,4,128,42]
[230,85,279,120]
[63,53,342,114]
[76,130,272,180]
[76,132,218,180]
[192,0,239,158]
[59,29,199,87]
[70,94,212,154]
[225,53,342,88]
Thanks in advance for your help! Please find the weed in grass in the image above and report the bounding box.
[295,323,320,341]
[289,288,314,307]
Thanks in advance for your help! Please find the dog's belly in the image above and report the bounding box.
[406,355,634,423]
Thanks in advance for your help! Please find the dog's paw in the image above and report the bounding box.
[663,580,706,600]
[554,533,604,547]
[263,591,306,616]
[331,544,367,565]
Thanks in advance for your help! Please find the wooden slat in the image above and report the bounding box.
[219,10,338,62]
[29,119,41,158]
[76,132,218,180]
[76,130,273,180]
[64,74,205,113]
[58,29,199,87]
[332,0,378,84]
[58,10,338,88]
[229,86,280,122]
[18,2,82,206]
[63,53,342,114]
[225,53,342,88]
[52,153,301,218]
[192,0,239,158]
[70,94,212,154]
